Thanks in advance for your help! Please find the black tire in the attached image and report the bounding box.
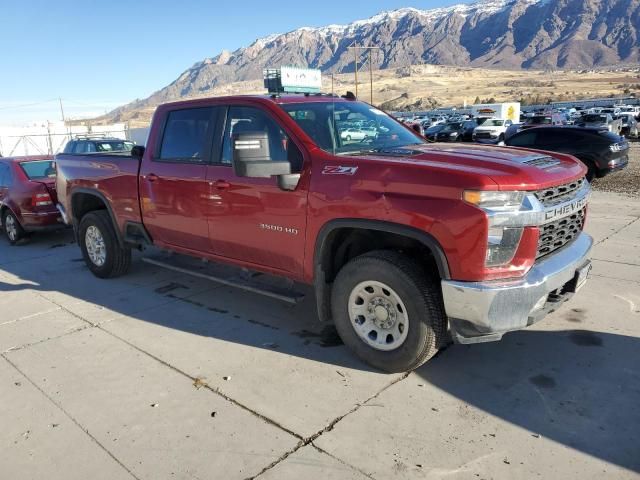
[578,156,597,182]
[2,210,26,245]
[78,210,131,278]
[346,135,352,141]
[331,250,447,373]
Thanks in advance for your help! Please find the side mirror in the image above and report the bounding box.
[232,131,291,178]
[131,145,145,159]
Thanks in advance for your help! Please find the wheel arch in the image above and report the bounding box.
[313,219,450,323]
[70,188,124,246]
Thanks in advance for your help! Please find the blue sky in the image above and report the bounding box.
[0,0,471,124]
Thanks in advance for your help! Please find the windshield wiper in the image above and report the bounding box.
[336,144,426,157]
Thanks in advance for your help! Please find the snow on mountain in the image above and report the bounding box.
[108,0,639,115]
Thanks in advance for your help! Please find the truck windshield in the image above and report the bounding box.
[279,101,425,155]
[482,119,505,127]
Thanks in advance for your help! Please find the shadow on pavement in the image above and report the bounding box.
[416,328,640,473]
[1,231,639,471]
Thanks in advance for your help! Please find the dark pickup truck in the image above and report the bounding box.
[55,94,593,372]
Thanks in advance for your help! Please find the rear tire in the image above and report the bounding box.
[78,210,131,278]
[2,210,25,245]
[331,250,447,373]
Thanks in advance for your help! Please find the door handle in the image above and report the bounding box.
[146,173,159,182]
[212,180,230,190]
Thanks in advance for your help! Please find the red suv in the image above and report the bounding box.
[0,156,63,244]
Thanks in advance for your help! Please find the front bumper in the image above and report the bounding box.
[441,232,593,344]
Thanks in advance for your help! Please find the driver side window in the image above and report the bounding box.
[220,106,302,172]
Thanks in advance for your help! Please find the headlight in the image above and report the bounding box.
[463,190,525,211]
[464,190,530,269]
[449,132,457,136]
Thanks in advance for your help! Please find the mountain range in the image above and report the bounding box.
[104,0,640,121]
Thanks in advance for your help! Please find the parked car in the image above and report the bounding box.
[340,128,367,142]
[460,120,478,141]
[424,124,447,141]
[505,126,628,181]
[472,118,514,144]
[617,113,639,138]
[577,113,622,134]
[433,122,469,142]
[521,113,566,129]
[62,136,135,154]
[360,126,378,139]
[0,156,64,244]
[56,94,592,372]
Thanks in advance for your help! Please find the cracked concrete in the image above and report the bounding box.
[1,190,639,479]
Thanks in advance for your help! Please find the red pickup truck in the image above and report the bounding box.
[55,94,592,372]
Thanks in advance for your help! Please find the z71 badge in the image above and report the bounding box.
[322,165,358,175]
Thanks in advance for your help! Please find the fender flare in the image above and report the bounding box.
[313,218,451,323]
[70,188,124,247]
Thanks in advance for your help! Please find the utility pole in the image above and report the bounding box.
[58,97,65,122]
[347,43,382,103]
[353,42,359,98]
[368,49,373,104]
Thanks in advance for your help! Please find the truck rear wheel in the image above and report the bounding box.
[331,250,447,372]
[78,211,131,278]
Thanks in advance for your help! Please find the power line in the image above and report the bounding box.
[0,99,59,111]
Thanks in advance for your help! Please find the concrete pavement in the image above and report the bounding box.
[1,190,639,479]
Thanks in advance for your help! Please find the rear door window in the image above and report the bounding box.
[73,142,88,154]
[507,130,537,147]
[537,130,569,147]
[159,107,215,163]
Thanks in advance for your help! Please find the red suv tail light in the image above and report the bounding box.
[32,192,53,207]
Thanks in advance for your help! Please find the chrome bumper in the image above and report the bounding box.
[441,232,593,344]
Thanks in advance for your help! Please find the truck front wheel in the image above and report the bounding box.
[78,211,131,278]
[331,250,447,372]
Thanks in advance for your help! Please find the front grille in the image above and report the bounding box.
[537,208,586,259]
[474,132,492,139]
[534,178,585,207]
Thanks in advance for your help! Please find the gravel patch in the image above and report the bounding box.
[592,141,640,198]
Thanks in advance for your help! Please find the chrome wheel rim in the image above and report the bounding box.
[85,226,106,267]
[5,214,17,241]
[348,281,409,351]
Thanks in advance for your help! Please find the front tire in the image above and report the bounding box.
[2,210,25,245]
[78,210,131,278]
[331,250,447,372]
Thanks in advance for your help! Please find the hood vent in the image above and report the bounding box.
[522,155,561,169]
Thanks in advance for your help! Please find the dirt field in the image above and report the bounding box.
[91,64,640,128]
[593,142,640,198]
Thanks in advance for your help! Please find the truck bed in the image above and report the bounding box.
[55,153,143,231]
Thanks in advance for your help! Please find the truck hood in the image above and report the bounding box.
[357,143,586,190]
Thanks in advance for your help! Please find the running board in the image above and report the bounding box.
[142,256,305,305]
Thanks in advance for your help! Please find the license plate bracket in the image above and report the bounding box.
[566,261,592,293]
